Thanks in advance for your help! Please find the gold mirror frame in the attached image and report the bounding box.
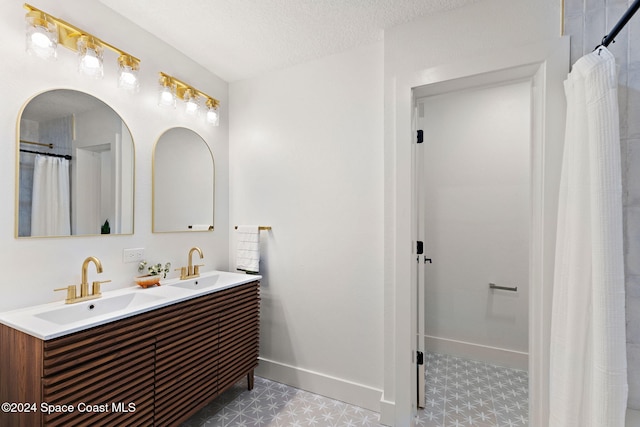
[14,89,135,239]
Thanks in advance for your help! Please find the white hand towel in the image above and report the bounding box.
[236,225,260,273]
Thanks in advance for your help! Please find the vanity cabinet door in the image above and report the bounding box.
[154,280,260,426]
[41,303,167,427]
[42,338,155,426]
[218,281,260,393]
[154,295,220,426]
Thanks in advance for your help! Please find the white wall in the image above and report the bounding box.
[229,41,385,410]
[419,80,531,368]
[0,0,229,312]
[73,105,121,235]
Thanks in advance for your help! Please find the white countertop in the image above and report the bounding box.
[0,270,261,341]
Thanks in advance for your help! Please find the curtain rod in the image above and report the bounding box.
[19,149,72,160]
[598,0,640,48]
[20,139,54,149]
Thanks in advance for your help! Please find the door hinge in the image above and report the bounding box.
[417,130,423,144]
[416,241,424,255]
[417,351,424,365]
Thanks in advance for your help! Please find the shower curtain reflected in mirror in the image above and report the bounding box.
[30,154,71,236]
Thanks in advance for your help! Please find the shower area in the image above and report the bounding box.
[18,115,74,237]
[414,77,532,425]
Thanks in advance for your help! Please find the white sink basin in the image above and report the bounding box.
[171,274,220,291]
[34,292,166,325]
[0,270,261,340]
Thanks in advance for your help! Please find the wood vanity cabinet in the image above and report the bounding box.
[154,281,260,426]
[0,280,260,427]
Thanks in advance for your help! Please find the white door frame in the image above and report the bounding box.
[385,37,569,426]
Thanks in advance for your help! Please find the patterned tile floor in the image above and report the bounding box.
[182,352,528,427]
[417,352,529,427]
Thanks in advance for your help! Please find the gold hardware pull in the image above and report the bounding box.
[54,286,76,302]
[175,266,187,280]
[92,280,111,296]
[193,264,204,276]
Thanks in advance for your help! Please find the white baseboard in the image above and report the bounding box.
[256,357,383,412]
[378,396,395,426]
[424,335,528,370]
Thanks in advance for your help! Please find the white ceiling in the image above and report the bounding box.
[99,0,480,82]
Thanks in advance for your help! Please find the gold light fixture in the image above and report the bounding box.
[158,72,220,126]
[77,35,103,79]
[24,4,141,92]
[183,87,199,115]
[25,9,57,59]
[118,54,140,92]
[158,74,176,108]
[205,98,220,126]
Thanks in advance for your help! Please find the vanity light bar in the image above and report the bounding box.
[159,72,221,126]
[24,4,140,62]
[24,3,140,90]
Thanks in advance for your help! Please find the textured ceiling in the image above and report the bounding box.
[99,0,480,82]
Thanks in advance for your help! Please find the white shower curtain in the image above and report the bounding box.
[31,154,71,236]
[549,47,627,426]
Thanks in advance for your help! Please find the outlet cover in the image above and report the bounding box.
[123,248,144,263]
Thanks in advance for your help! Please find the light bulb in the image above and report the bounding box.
[30,31,52,49]
[118,55,140,93]
[186,99,199,114]
[81,51,99,69]
[183,89,199,115]
[205,98,220,125]
[159,87,176,108]
[77,36,103,79]
[25,11,57,59]
[119,69,137,87]
[206,106,219,125]
[158,77,176,108]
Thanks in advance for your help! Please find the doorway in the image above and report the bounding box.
[413,78,533,425]
[415,79,531,372]
[383,38,568,427]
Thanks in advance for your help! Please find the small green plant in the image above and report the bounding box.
[138,261,171,278]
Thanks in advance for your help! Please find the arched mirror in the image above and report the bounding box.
[17,90,135,238]
[153,127,214,232]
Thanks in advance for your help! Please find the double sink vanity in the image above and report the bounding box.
[0,266,261,426]
[11,75,240,425]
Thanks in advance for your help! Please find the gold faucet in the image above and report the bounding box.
[176,247,204,280]
[54,256,111,304]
